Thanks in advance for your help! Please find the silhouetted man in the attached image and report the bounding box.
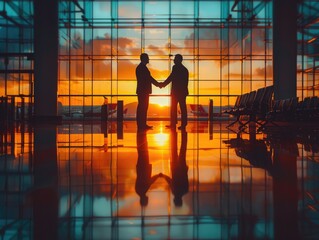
[136,53,160,130]
[161,54,189,130]
[135,131,161,206]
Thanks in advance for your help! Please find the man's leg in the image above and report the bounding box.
[179,96,187,128]
[137,94,149,128]
[170,96,178,126]
[136,98,142,127]
[143,96,150,127]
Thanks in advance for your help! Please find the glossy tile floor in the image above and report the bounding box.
[1,120,319,239]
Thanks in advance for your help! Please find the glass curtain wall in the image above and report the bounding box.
[1,1,318,120]
[0,0,34,120]
[298,1,319,99]
[57,0,273,120]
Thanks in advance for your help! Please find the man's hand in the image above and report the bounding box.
[158,82,165,88]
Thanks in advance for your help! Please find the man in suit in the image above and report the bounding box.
[136,53,160,130]
[161,54,189,130]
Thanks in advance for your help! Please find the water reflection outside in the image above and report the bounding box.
[0,121,319,239]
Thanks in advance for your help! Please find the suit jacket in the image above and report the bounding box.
[163,63,189,98]
[136,63,158,95]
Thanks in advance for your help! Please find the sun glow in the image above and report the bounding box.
[150,96,170,107]
[153,126,169,147]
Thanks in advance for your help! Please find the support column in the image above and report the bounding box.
[33,123,58,240]
[33,0,59,121]
[273,0,297,100]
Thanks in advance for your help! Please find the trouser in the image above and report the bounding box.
[136,94,149,127]
[170,95,187,127]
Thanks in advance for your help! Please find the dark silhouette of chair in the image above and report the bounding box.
[224,91,256,130]
[240,85,274,132]
[223,86,274,133]
[296,96,319,121]
[265,97,299,124]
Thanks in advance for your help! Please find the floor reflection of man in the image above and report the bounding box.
[135,130,161,206]
[162,130,189,206]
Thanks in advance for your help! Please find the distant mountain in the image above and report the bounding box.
[124,102,170,118]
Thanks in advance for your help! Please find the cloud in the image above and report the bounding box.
[254,65,273,77]
[224,73,252,80]
[146,44,166,55]
[117,37,135,49]
[183,27,269,70]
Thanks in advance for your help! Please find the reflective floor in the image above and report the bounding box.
[1,120,319,239]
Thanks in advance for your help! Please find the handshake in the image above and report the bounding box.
[157,82,166,89]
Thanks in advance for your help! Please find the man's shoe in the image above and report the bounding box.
[178,126,186,130]
[145,125,153,129]
[165,125,176,129]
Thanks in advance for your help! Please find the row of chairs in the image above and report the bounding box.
[265,96,319,124]
[223,85,274,133]
[265,97,299,123]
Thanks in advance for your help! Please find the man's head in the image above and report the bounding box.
[140,53,149,65]
[174,54,183,65]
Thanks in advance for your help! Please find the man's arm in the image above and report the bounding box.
[146,67,160,87]
[162,65,175,87]
[161,173,172,185]
[149,173,161,185]
[150,76,160,87]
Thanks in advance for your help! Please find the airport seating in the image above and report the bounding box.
[241,86,274,132]
[261,96,319,132]
[265,97,299,122]
[295,96,319,120]
[223,91,254,129]
[223,85,274,133]
[224,88,319,133]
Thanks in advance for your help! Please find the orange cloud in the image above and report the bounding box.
[147,44,166,55]
[255,65,273,77]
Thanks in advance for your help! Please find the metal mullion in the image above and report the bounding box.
[194,0,199,121]
[110,0,118,230]
[111,0,118,119]
[91,7,94,116]
[67,0,72,117]
[220,2,224,111]
[141,0,145,53]
[240,0,245,92]
[264,6,268,87]
[82,9,86,120]
[249,0,253,91]
[4,11,8,96]
[250,8,253,91]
